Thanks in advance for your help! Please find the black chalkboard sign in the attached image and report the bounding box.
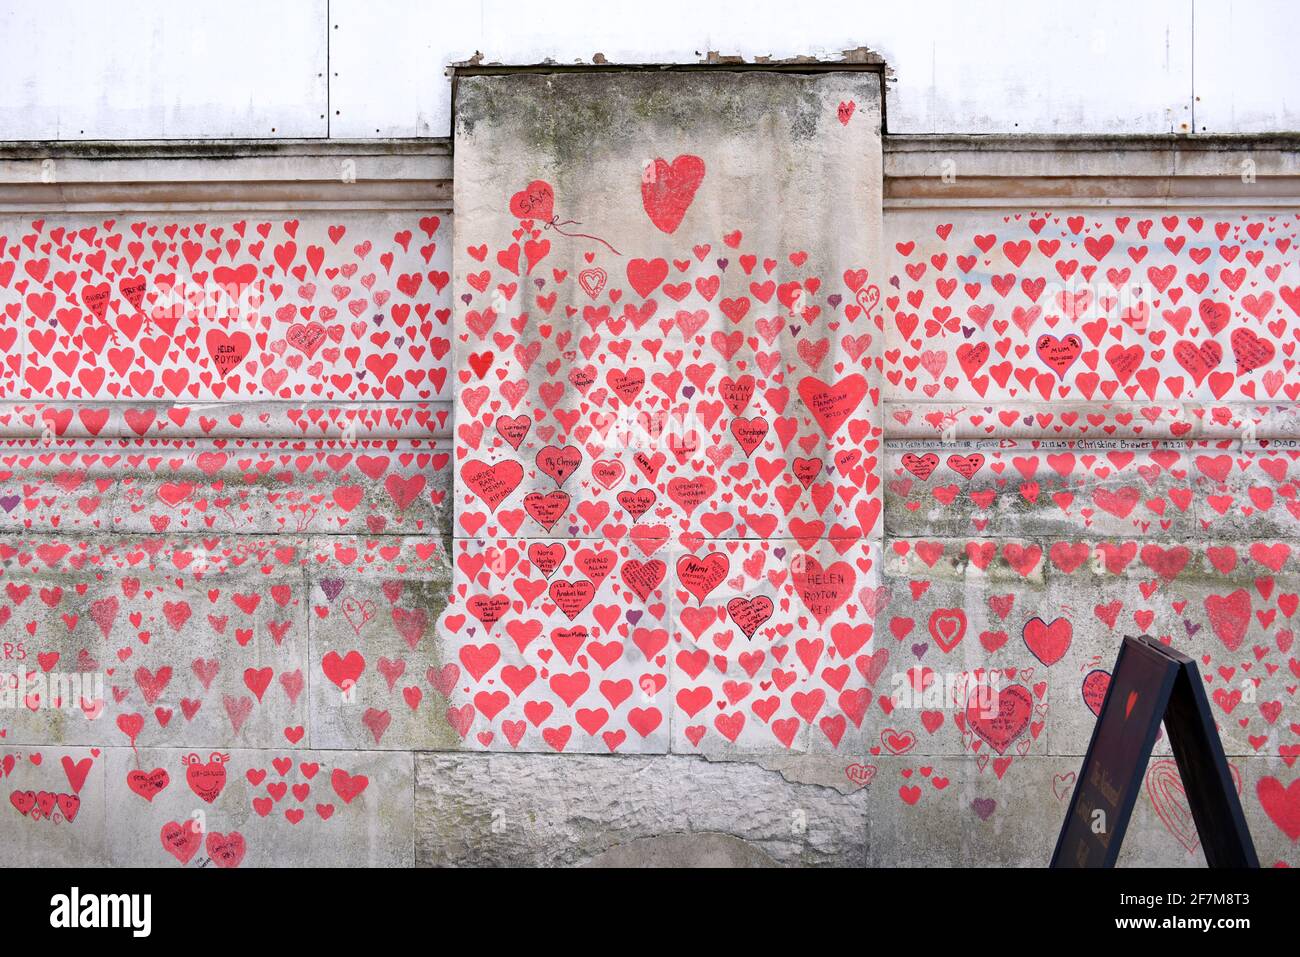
[1051,635,1258,868]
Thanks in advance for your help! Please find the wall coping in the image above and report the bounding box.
[0,141,452,211]
[884,134,1300,205]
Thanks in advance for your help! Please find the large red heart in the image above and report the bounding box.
[462,460,524,512]
[205,329,251,379]
[1035,333,1082,378]
[727,596,773,638]
[205,830,247,868]
[1257,776,1300,842]
[1022,616,1071,666]
[676,552,728,605]
[965,683,1032,755]
[127,768,170,802]
[184,753,227,804]
[161,820,203,864]
[1204,589,1251,652]
[797,374,867,438]
[509,180,555,221]
[641,155,705,234]
[793,558,855,626]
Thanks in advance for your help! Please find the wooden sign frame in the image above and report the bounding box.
[1051,635,1258,868]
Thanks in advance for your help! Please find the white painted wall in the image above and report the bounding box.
[0,0,328,139]
[0,0,1294,140]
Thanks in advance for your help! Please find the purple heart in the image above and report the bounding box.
[912,642,928,659]
[372,313,384,326]
[716,258,729,271]
[790,326,802,337]
[889,276,901,289]
[828,294,842,308]
[972,798,996,821]
[682,386,695,398]
[1183,619,1202,637]
[628,611,642,625]
[773,547,786,561]
[395,337,405,348]
[320,578,344,601]
[535,278,546,289]
[461,293,473,305]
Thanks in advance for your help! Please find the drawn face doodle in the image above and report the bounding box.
[183,752,228,804]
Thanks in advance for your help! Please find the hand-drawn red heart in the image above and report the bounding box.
[928,608,967,653]
[793,557,854,625]
[509,180,555,221]
[184,752,227,804]
[1147,758,1243,853]
[1257,776,1300,842]
[641,155,705,234]
[161,820,203,864]
[1081,669,1110,716]
[1035,333,1082,378]
[676,552,728,605]
[965,684,1032,754]
[727,596,774,638]
[1022,616,1072,666]
[127,768,170,802]
[205,830,246,868]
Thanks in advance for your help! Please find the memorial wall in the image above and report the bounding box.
[0,69,1296,866]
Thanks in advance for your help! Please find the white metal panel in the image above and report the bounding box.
[335,0,1198,138]
[869,0,1193,134]
[0,0,328,140]
[16,0,1300,140]
[470,0,1194,135]
[1193,0,1300,133]
[329,0,481,138]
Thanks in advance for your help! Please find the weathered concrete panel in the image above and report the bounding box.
[103,746,414,867]
[859,755,1299,867]
[0,199,455,866]
[0,438,449,535]
[0,536,310,749]
[0,212,451,402]
[886,445,1208,540]
[307,536,455,750]
[439,536,670,753]
[415,752,867,867]
[0,745,109,866]
[886,210,1300,408]
[873,537,1298,762]
[449,69,884,756]
[880,202,1300,866]
[453,70,883,541]
[668,539,885,757]
[413,750,1297,868]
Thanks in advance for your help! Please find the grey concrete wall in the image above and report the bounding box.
[0,198,454,866]
[2,102,1299,868]
[434,70,1298,867]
